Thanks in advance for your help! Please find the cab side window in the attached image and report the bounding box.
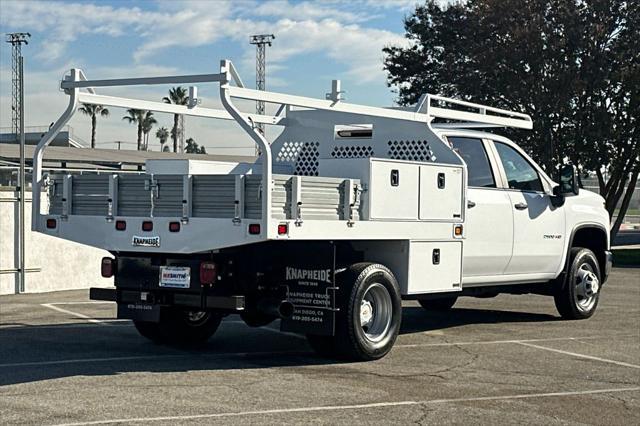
[494,142,543,192]
[448,137,496,188]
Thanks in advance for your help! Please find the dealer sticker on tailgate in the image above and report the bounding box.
[159,266,191,288]
[132,235,160,247]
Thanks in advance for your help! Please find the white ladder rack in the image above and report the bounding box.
[416,94,533,130]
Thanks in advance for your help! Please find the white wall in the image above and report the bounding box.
[0,189,113,294]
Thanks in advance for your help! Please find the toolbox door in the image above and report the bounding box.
[369,160,419,220]
[419,165,464,221]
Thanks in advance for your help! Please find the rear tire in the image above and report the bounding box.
[133,308,222,345]
[418,296,458,311]
[554,248,601,320]
[307,263,402,361]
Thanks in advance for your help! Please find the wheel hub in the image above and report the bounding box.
[360,300,374,326]
[574,263,599,312]
[185,310,208,323]
[359,283,393,343]
[576,266,599,298]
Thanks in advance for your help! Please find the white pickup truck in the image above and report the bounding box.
[33,60,612,360]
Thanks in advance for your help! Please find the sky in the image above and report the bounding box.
[0,0,441,155]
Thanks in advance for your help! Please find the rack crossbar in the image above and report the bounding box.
[77,93,282,125]
[61,73,224,90]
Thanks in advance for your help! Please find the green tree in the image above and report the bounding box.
[141,111,157,151]
[155,126,169,152]
[163,86,189,153]
[122,109,145,151]
[383,0,639,238]
[185,137,206,154]
[77,103,109,148]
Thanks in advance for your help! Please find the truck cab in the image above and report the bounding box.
[433,129,610,287]
[32,62,612,361]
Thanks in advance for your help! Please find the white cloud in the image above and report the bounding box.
[0,1,154,62]
[1,1,407,84]
[1,0,414,153]
[250,0,370,22]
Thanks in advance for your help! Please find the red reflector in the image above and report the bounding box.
[169,222,180,232]
[46,218,57,229]
[277,224,288,235]
[200,262,217,285]
[142,221,153,232]
[248,224,261,235]
[101,257,115,278]
[115,220,126,231]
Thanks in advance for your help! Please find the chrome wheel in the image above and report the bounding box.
[359,283,392,343]
[575,263,599,312]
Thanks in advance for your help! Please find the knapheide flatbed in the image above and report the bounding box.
[33,60,611,360]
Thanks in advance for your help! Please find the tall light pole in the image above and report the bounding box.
[6,32,30,294]
[249,34,275,155]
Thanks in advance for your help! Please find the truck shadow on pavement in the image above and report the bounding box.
[400,306,558,334]
[0,306,558,387]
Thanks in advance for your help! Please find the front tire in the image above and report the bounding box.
[307,263,402,361]
[554,248,601,320]
[134,308,222,345]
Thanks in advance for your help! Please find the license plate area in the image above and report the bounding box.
[159,266,191,289]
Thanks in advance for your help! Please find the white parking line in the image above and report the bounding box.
[0,322,130,330]
[517,341,640,370]
[48,301,114,305]
[0,354,185,368]
[395,334,636,349]
[0,349,312,369]
[40,304,109,326]
[51,387,640,425]
[2,334,635,369]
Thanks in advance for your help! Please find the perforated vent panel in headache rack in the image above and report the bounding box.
[275,141,320,176]
[387,140,436,162]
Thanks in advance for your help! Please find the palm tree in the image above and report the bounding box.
[185,137,207,154]
[141,111,157,151]
[163,86,188,152]
[78,103,109,148]
[155,126,169,152]
[122,109,145,151]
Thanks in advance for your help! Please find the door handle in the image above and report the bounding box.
[514,202,528,210]
[467,200,476,208]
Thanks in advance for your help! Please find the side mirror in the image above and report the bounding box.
[559,164,579,196]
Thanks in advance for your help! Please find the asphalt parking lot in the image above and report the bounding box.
[1,268,639,425]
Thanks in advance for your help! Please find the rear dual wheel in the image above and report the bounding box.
[134,308,222,345]
[307,263,402,361]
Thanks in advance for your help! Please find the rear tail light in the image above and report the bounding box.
[115,220,126,231]
[142,221,153,232]
[46,218,57,229]
[248,223,261,235]
[101,257,115,278]
[277,223,288,235]
[200,262,217,285]
[169,222,180,232]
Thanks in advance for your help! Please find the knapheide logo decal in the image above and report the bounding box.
[286,267,332,283]
[132,236,160,247]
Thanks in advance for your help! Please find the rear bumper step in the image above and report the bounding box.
[89,287,245,311]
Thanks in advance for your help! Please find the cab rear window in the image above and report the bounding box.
[448,137,496,188]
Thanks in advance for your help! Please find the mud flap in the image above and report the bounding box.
[280,243,337,336]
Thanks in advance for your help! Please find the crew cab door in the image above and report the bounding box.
[448,137,513,277]
[491,141,565,274]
